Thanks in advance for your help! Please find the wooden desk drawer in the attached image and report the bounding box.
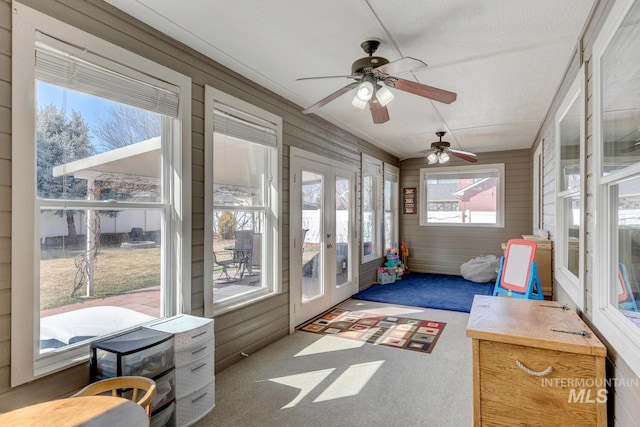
[478,340,604,426]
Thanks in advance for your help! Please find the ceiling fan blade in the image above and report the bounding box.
[418,148,438,155]
[302,82,359,114]
[375,57,427,75]
[388,78,457,104]
[296,75,359,81]
[448,150,478,163]
[370,99,390,124]
[449,148,477,157]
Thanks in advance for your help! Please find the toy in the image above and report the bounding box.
[400,239,409,273]
[382,245,405,281]
[377,266,396,284]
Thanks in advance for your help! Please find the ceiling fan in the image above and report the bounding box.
[420,131,478,164]
[297,39,457,124]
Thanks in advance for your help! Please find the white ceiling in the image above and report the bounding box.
[105,0,595,159]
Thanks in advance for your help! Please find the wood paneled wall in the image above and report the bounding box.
[0,0,10,408]
[398,149,532,277]
[534,0,640,424]
[0,0,397,408]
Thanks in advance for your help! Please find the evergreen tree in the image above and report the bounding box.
[36,104,93,238]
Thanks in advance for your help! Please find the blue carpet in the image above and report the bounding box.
[352,272,495,313]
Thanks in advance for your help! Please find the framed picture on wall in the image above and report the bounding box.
[403,187,416,214]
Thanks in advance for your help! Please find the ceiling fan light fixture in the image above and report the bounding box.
[375,84,394,107]
[355,75,375,102]
[351,94,369,109]
[427,152,439,164]
[438,151,450,164]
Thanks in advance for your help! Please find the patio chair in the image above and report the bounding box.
[213,250,245,283]
[493,238,544,300]
[234,230,253,274]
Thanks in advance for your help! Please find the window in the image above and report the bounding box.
[592,0,640,377]
[12,4,191,385]
[554,67,585,307]
[361,154,383,262]
[419,164,505,227]
[384,163,399,251]
[203,86,281,316]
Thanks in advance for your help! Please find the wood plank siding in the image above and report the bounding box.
[398,149,532,277]
[0,0,13,408]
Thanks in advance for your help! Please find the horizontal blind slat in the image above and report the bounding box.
[35,46,179,118]
[213,107,276,147]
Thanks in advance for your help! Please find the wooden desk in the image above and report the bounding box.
[0,395,149,426]
[466,295,606,426]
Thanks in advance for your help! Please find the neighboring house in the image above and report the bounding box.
[1,0,639,424]
[453,178,497,212]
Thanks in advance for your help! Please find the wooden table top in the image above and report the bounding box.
[0,395,149,426]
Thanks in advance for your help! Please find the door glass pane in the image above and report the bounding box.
[302,170,323,302]
[564,195,580,277]
[336,177,350,287]
[612,176,640,318]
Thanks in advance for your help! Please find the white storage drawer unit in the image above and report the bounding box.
[149,315,215,427]
[177,379,215,427]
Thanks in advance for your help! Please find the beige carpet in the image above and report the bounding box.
[194,299,473,427]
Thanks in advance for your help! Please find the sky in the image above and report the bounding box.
[37,81,110,147]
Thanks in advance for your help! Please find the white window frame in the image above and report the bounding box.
[361,154,383,263]
[11,4,191,386]
[533,142,543,234]
[384,163,399,251]
[419,164,505,228]
[592,0,640,378]
[203,86,282,317]
[554,66,586,308]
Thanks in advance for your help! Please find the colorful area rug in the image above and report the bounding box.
[300,308,446,354]
[352,272,494,313]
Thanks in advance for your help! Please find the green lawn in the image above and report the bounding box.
[40,246,161,310]
[40,239,238,310]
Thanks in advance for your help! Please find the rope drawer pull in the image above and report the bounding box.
[515,359,553,377]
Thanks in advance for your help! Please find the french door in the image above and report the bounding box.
[290,148,358,327]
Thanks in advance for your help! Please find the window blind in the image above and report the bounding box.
[35,33,179,118]
[214,104,277,147]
